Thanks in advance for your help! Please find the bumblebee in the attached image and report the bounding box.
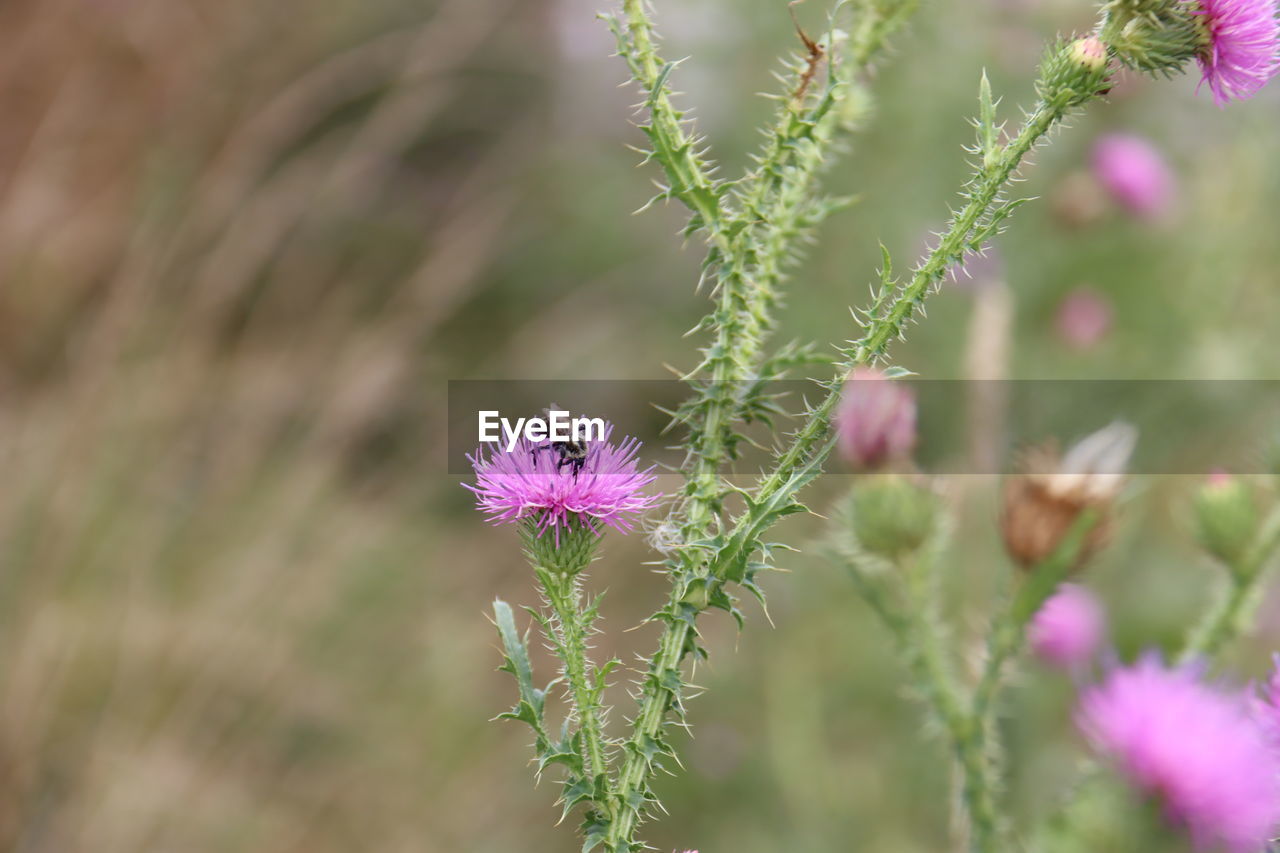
[531,404,590,477]
[534,437,589,477]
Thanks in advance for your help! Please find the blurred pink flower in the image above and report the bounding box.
[1206,467,1234,487]
[465,423,659,540]
[1078,653,1280,852]
[834,368,916,469]
[1029,583,1105,669]
[1249,654,1280,750]
[1091,134,1175,219]
[1189,0,1280,106]
[1055,288,1113,350]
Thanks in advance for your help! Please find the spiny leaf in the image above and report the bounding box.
[977,70,1000,171]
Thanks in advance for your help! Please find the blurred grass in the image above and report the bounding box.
[2,0,1280,850]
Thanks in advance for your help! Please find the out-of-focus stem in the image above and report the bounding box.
[905,551,1005,852]
[1178,503,1280,664]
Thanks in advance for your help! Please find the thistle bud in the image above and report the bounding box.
[845,474,937,559]
[834,368,916,470]
[1000,422,1136,570]
[1038,36,1112,109]
[1070,36,1108,72]
[521,517,598,575]
[1193,471,1257,571]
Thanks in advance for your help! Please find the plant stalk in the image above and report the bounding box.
[538,568,616,818]
[1178,503,1280,664]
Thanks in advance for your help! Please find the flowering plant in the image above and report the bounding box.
[466,0,1280,850]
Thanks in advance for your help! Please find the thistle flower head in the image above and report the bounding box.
[1029,583,1106,669]
[1091,134,1175,219]
[834,368,917,470]
[1078,653,1280,852]
[465,423,660,541]
[1188,0,1280,105]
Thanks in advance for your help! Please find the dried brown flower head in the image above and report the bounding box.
[1000,422,1136,570]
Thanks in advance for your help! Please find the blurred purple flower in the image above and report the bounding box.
[1250,654,1280,750]
[1189,0,1280,106]
[1055,288,1113,350]
[1029,584,1105,669]
[1091,134,1175,219]
[834,368,916,469]
[465,424,659,539]
[1078,653,1280,852]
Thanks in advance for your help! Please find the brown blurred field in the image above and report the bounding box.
[3,0,1280,851]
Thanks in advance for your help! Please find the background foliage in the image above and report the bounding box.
[2,0,1279,850]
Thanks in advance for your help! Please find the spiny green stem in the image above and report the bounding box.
[606,618,690,851]
[607,8,922,850]
[717,51,1107,591]
[679,79,848,520]
[538,568,616,820]
[854,102,1057,364]
[611,0,724,234]
[702,2,922,433]
[670,3,922,512]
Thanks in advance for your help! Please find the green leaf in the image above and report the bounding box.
[977,70,1000,172]
[493,599,547,736]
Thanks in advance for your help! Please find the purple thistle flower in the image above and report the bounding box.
[834,368,917,470]
[465,423,660,540]
[1078,653,1280,852]
[1188,0,1280,106]
[1029,583,1106,670]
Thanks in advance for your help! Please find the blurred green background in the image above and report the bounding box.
[2,0,1280,850]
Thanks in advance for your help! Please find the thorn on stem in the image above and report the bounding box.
[788,0,825,101]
